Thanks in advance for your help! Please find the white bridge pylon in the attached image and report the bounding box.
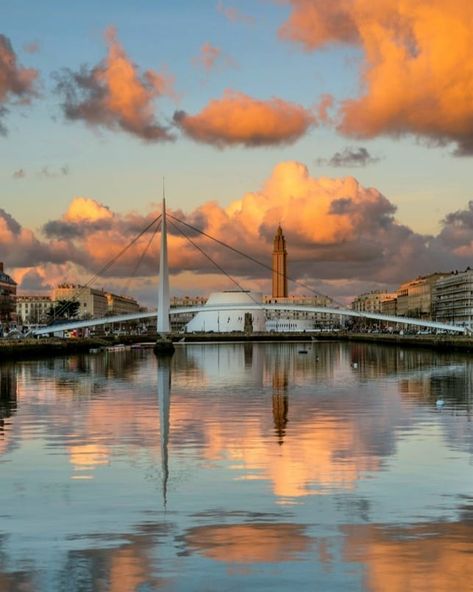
[32,304,468,336]
[157,198,170,334]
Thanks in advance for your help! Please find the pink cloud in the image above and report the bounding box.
[55,27,176,142]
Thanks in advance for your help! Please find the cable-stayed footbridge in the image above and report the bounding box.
[32,200,468,337]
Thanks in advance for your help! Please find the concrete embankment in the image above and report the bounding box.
[0,337,110,360]
[177,332,473,352]
[1,332,473,361]
[330,332,473,352]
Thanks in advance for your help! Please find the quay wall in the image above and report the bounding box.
[1,332,473,361]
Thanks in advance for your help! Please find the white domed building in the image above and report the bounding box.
[185,291,266,333]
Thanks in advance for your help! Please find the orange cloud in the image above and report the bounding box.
[174,91,315,147]
[55,27,175,141]
[217,1,255,25]
[280,0,473,154]
[64,197,113,223]
[4,159,472,305]
[0,34,38,134]
[194,42,221,72]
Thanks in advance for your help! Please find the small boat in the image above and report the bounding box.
[298,349,309,354]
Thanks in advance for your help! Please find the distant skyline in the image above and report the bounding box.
[1,1,473,306]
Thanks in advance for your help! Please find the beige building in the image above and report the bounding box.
[16,295,52,325]
[106,292,140,315]
[434,269,473,329]
[396,273,450,319]
[381,296,397,316]
[351,291,397,314]
[53,284,108,318]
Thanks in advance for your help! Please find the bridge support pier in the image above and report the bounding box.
[153,334,175,356]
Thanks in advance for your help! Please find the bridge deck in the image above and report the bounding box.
[32,304,467,336]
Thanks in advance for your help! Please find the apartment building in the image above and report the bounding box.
[434,269,473,329]
[351,291,397,314]
[16,295,52,324]
[53,284,108,318]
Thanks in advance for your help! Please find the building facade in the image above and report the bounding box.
[351,291,397,314]
[264,295,343,330]
[16,295,52,325]
[53,284,108,318]
[434,269,473,329]
[396,273,450,319]
[0,263,17,323]
[186,291,266,333]
[272,225,288,298]
[105,292,140,315]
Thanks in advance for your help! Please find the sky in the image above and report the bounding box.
[1,0,473,306]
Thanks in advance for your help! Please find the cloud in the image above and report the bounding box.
[192,42,236,73]
[174,91,315,147]
[0,209,80,268]
[217,1,255,25]
[12,168,26,179]
[12,165,70,180]
[23,41,40,54]
[0,34,38,134]
[4,160,473,305]
[38,165,70,178]
[17,268,52,292]
[316,147,381,167]
[54,27,175,142]
[279,0,473,155]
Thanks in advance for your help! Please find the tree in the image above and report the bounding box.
[47,300,80,321]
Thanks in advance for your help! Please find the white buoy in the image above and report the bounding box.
[436,399,445,408]
[352,362,358,368]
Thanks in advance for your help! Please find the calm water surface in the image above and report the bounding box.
[1,342,473,591]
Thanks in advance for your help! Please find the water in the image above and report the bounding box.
[1,341,473,591]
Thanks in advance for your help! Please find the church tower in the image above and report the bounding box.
[272,225,288,298]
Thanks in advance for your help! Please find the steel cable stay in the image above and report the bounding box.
[121,217,162,298]
[167,212,345,308]
[46,213,162,326]
[167,218,261,306]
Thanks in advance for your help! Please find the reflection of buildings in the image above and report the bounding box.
[0,366,17,456]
